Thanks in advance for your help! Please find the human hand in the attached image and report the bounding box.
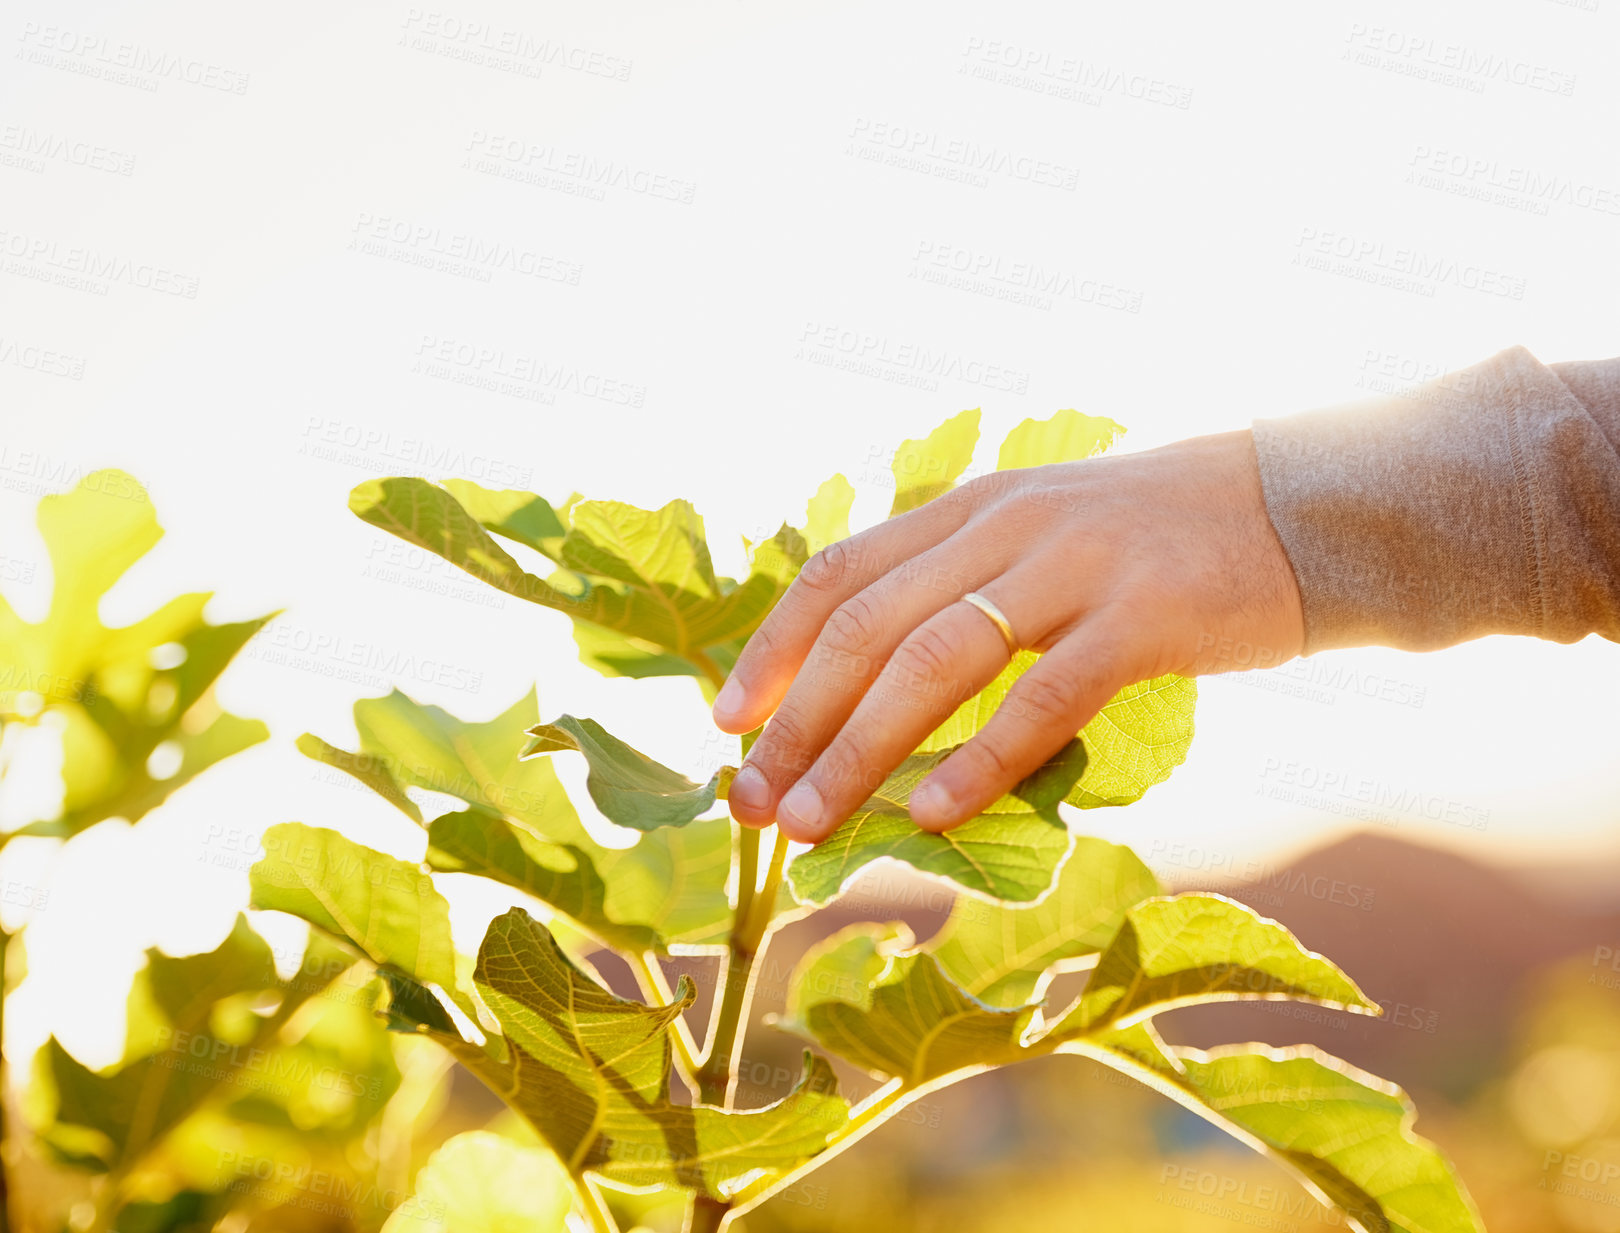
[711,429,1305,842]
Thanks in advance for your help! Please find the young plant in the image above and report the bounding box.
[253,410,1483,1233]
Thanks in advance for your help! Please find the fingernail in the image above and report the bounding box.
[712,676,747,724]
[729,764,769,812]
[910,780,958,828]
[777,780,824,841]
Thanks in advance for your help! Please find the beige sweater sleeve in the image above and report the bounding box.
[1250,345,1620,653]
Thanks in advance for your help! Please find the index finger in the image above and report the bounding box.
[710,494,974,734]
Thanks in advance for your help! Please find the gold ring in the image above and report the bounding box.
[961,591,1019,656]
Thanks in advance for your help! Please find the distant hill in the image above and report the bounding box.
[1162,829,1620,1100]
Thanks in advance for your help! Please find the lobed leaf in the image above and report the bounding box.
[929,837,1161,1008]
[300,690,732,952]
[297,731,422,824]
[802,474,855,555]
[1079,1032,1484,1233]
[381,1131,572,1233]
[918,651,1196,811]
[34,917,359,1176]
[473,909,848,1198]
[780,923,1032,1086]
[0,470,271,837]
[784,745,1080,907]
[441,478,568,558]
[249,823,472,1027]
[520,714,724,831]
[889,409,981,516]
[1047,894,1376,1039]
[995,408,1125,471]
[349,478,804,687]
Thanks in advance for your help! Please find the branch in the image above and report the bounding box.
[694,831,788,1107]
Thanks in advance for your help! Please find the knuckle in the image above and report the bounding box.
[1009,670,1081,726]
[811,742,878,802]
[740,616,783,663]
[799,539,855,594]
[893,622,959,683]
[965,736,1017,781]
[822,592,885,659]
[758,710,816,778]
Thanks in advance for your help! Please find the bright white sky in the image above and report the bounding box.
[1,0,1616,1066]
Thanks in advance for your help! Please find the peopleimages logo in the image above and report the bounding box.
[960,37,1194,109]
[16,23,251,94]
[0,125,136,175]
[0,229,200,298]
[1407,146,1620,215]
[1344,23,1577,95]
[797,322,1030,394]
[847,118,1080,191]
[1292,227,1526,300]
[912,240,1144,314]
[349,212,583,285]
[464,131,697,204]
[399,10,632,80]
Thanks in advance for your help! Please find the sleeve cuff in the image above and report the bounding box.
[1250,344,1611,653]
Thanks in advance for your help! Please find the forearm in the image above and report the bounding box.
[1251,344,1620,653]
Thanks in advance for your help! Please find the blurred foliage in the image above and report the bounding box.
[0,474,460,1233]
[0,469,271,842]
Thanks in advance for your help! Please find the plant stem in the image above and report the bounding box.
[695,831,787,1107]
[733,825,759,947]
[571,1175,618,1233]
[689,1195,729,1233]
[626,950,700,1090]
[690,650,727,697]
[725,1080,914,1217]
[742,831,787,943]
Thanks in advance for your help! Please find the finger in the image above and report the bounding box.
[773,578,1048,843]
[908,607,1147,832]
[726,527,1008,828]
[711,493,974,735]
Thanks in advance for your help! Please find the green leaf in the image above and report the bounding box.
[473,909,847,1198]
[995,409,1125,470]
[344,689,566,831]
[122,915,279,1058]
[592,816,734,950]
[571,622,695,681]
[1063,675,1198,809]
[34,915,341,1174]
[249,823,471,1027]
[441,478,568,559]
[301,690,732,952]
[918,651,1196,810]
[785,746,1077,907]
[0,469,270,836]
[350,477,553,605]
[802,474,855,555]
[1083,1038,1484,1233]
[426,809,657,954]
[520,715,724,831]
[1049,894,1376,1039]
[890,409,980,516]
[781,923,1032,1086]
[381,1130,572,1233]
[929,837,1161,1008]
[297,732,422,824]
[349,479,803,680]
